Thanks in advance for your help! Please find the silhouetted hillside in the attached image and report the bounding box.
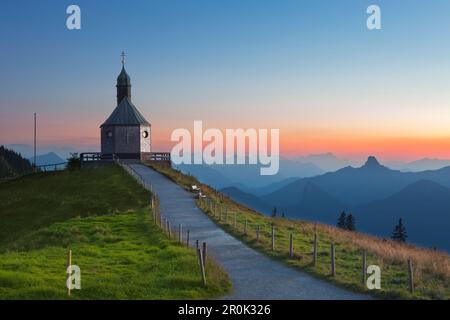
[356,180,450,250]
[236,177,299,196]
[220,186,272,215]
[0,146,33,178]
[282,182,347,222]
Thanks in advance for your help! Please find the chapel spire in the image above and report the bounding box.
[116,51,131,104]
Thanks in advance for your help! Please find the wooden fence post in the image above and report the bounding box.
[167,221,171,238]
[408,259,415,294]
[202,242,207,267]
[197,248,207,286]
[196,239,199,249]
[178,224,183,243]
[152,205,156,223]
[234,213,237,230]
[331,243,336,277]
[256,225,260,242]
[159,209,161,227]
[313,232,318,266]
[289,233,294,258]
[186,230,190,247]
[362,250,367,284]
[272,226,275,251]
[67,249,72,296]
[244,220,248,235]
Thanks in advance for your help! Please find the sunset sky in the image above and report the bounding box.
[2,0,450,161]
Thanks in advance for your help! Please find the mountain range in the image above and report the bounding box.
[5,144,95,160]
[177,157,324,189]
[178,152,450,192]
[296,153,361,171]
[217,156,450,251]
[386,158,450,172]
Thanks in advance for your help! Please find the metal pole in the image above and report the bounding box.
[186,230,190,247]
[34,113,37,172]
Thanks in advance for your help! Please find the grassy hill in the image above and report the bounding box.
[147,162,450,300]
[0,166,230,299]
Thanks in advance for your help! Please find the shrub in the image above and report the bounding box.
[66,153,81,171]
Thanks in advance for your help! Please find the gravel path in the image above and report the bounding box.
[130,164,369,300]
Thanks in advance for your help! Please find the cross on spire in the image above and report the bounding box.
[121,51,126,66]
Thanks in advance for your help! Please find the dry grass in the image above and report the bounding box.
[317,223,450,279]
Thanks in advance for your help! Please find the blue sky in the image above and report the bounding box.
[2,0,450,159]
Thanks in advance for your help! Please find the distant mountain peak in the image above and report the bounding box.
[28,152,65,166]
[311,152,335,157]
[363,156,381,168]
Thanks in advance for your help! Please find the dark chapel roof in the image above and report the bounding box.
[101,96,150,127]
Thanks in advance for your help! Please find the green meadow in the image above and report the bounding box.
[0,166,230,299]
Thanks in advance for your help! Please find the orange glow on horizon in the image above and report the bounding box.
[279,128,450,161]
[3,115,450,161]
[155,128,450,161]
